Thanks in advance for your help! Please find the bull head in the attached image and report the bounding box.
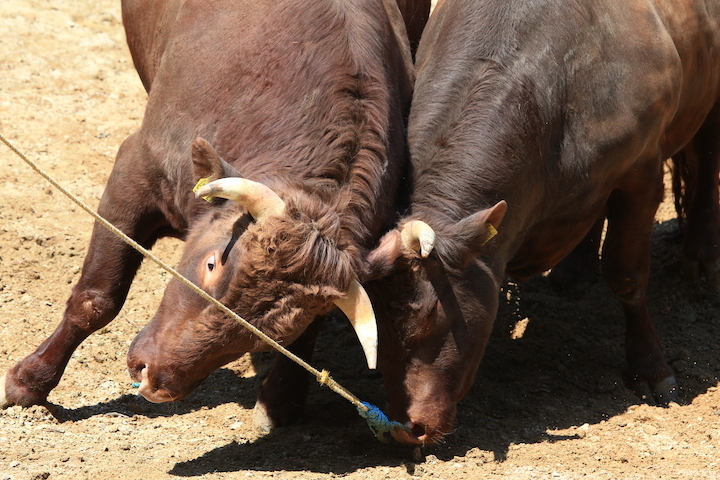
[195,177,379,369]
[364,200,507,444]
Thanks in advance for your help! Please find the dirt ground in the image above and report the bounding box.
[1,1,719,479]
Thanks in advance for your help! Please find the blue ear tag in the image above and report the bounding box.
[193,177,213,202]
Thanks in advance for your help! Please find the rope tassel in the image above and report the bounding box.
[357,402,412,442]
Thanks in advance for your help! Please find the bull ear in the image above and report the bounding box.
[442,200,507,268]
[333,279,378,369]
[364,229,404,280]
[191,137,240,184]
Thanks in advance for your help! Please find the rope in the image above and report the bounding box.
[0,131,411,441]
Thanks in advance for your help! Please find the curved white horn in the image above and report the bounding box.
[333,279,378,369]
[195,177,286,222]
[401,220,436,258]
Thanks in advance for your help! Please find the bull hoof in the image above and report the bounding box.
[0,373,10,408]
[252,395,305,432]
[651,376,679,405]
[629,375,678,406]
[252,400,275,433]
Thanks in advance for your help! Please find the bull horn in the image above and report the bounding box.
[401,220,436,258]
[333,279,378,369]
[194,177,286,222]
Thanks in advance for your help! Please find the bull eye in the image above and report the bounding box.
[207,255,216,272]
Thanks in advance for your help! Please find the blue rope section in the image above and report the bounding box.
[357,401,411,442]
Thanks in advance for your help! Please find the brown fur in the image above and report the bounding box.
[2,0,415,417]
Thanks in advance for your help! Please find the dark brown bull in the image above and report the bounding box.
[1,0,416,430]
[364,0,720,445]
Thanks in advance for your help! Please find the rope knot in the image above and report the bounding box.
[316,369,331,385]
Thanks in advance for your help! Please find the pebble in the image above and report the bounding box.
[644,425,659,435]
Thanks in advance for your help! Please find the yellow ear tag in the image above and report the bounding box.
[481,223,498,246]
[193,177,213,203]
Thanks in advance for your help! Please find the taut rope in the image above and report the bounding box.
[0,131,410,442]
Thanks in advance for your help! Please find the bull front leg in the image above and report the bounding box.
[1,136,173,407]
[601,161,677,405]
[253,316,325,430]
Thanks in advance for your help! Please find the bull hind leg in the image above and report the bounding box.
[1,135,173,407]
[674,102,720,288]
[253,316,325,431]
[602,161,677,405]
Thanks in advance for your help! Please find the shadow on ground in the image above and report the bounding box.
[47,219,720,476]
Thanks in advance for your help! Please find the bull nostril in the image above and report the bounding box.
[410,423,426,438]
[129,363,147,379]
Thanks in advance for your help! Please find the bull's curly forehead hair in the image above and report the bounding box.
[238,191,357,296]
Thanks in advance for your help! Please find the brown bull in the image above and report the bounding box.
[363,0,720,445]
[1,0,417,431]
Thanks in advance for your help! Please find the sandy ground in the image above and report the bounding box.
[1,1,719,479]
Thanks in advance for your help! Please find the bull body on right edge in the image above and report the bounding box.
[366,0,720,445]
